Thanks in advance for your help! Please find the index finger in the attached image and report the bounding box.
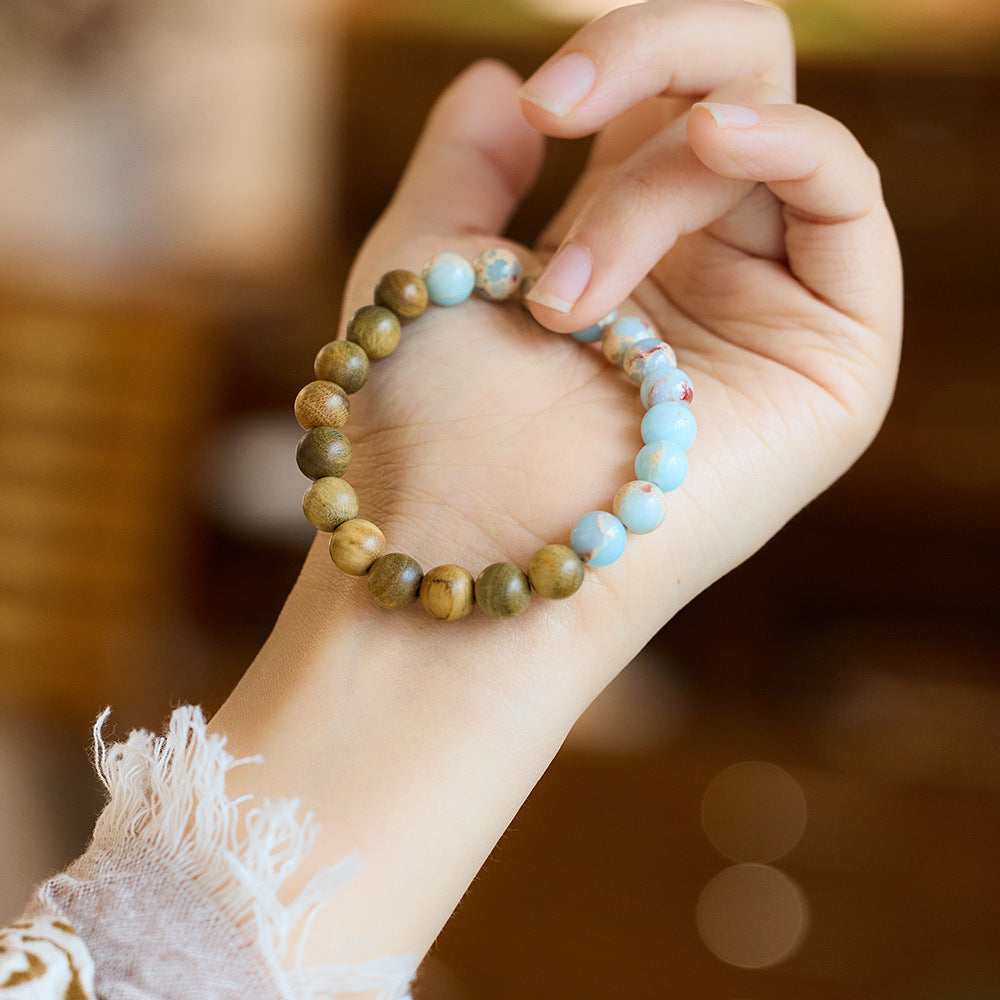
[519,0,795,138]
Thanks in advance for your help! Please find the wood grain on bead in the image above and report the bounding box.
[368,553,423,609]
[296,426,351,479]
[419,564,474,621]
[374,270,428,323]
[302,477,358,532]
[528,544,585,599]
[346,305,401,360]
[314,340,370,394]
[294,380,349,429]
[475,562,531,619]
[329,518,385,575]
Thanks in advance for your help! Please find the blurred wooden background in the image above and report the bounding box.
[0,0,998,995]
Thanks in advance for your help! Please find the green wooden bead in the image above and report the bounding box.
[368,553,423,609]
[419,564,474,621]
[302,477,358,532]
[475,562,531,619]
[374,270,428,323]
[346,305,401,360]
[528,544,585,599]
[314,340,369,394]
[296,426,351,480]
[294,379,350,429]
[329,518,385,576]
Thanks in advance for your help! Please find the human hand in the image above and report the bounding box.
[313,0,900,677]
[212,0,902,965]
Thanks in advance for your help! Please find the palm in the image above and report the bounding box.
[337,222,881,635]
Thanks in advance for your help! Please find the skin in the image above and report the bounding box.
[208,0,902,973]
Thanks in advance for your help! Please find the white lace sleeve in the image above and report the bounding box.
[4,707,416,1000]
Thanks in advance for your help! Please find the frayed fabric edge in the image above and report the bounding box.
[80,705,415,1000]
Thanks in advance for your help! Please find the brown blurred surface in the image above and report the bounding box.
[0,287,222,730]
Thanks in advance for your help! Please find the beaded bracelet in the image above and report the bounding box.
[294,247,696,621]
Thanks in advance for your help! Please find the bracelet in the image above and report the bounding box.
[294,247,695,621]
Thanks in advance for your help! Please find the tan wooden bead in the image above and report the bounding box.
[528,544,585,599]
[313,340,369,394]
[329,518,385,576]
[374,270,428,323]
[302,477,358,532]
[419,564,474,621]
[346,305,401,360]
[368,553,423,609]
[296,426,351,479]
[475,562,531,619]
[294,380,349,430]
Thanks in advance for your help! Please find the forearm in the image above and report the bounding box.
[208,536,643,963]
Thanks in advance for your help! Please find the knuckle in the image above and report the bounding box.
[861,152,885,203]
[738,0,794,34]
[612,164,680,239]
[740,0,796,73]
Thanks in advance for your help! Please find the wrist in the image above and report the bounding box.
[208,534,607,963]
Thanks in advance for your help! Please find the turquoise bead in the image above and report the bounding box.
[641,401,697,450]
[602,316,652,366]
[635,440,688,492]
[473,247,522,300]
[570,511,627,567]
[571,309,617,343]
[422,252,475,306]
[640,367,694,408]
[623,338,677,386]
[613,480,668,534]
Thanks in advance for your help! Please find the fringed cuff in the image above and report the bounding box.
[4,707,416,1000]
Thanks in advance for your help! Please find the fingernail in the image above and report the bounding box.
[524,243,592,313]
[519,52,597,118]
[694,102,761,129]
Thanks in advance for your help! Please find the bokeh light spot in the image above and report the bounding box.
[696,864,809,969]
[701,760,807,863]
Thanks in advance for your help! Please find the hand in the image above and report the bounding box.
[211,0,902,967]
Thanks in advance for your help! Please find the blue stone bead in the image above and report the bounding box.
[635,440,688,492]
[639,367,694,408]
[613,480,668,534]
[641,401,697,450]
[422,252,475,306]
[602,316,652,366]
[570,511,627,567]
[571,309,617,343]
[622,338,677,386]
[473,247,522,300]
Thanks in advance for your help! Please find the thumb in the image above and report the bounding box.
[374,60,545,243]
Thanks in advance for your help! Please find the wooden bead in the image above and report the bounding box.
[329,518,385,575]
[302,477,358,532]
[294,380,349,429]
[368,553,423,609]
[314,340,369,394]
[346,305,401,360]
[374,270,428,323]
[296,426,351,479]
[475,562,531,619]
[528,544,585,599]
[419,564,474,621]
